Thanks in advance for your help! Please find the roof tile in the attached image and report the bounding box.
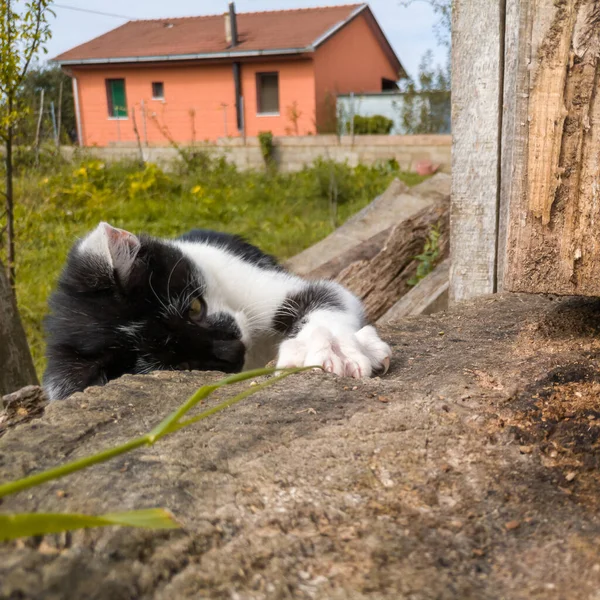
[54,4,365,63]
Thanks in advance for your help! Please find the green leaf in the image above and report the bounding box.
[0,509,180,541]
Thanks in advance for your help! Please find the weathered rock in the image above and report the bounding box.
[1,385,48,438]
[2,293,600,599]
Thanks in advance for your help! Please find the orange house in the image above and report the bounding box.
[53,3,405,146]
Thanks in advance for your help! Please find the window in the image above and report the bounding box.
[152,81,164,100]
[256,72,279,115]
[105,78,127,118]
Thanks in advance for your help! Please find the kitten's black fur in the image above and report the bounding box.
[43,230,266,399]
[178,229,282,271]
[44,223,391,400]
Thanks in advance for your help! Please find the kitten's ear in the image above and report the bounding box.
[79,222,141,281]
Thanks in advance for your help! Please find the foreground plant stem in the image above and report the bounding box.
[0,366,311,499]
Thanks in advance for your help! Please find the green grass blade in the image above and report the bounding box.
[0,509,179,541]
[167,368,309,434]
[0,367,313,499]
[0,436,149,499]
[149,366,294,440]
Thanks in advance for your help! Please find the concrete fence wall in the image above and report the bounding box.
[72,134,451,173]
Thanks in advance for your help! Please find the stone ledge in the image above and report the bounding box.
[2,293,600,599]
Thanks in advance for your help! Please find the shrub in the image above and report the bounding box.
[258,131,275,168]
[350,114,394,135]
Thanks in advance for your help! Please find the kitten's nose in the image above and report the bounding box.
[213,339,245,370]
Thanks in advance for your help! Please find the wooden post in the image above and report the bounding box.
[450,0,506,303]
[34,88,45,165]
[49,100,58,146]
[503,0,600,295]
[451,0,600,299]
[56,79,63,149]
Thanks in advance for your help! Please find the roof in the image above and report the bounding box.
[53,3,404,76]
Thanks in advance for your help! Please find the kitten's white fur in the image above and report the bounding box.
[173,239,391,377]
[77,222,392,378]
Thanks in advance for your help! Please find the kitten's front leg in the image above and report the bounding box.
[273,281,391,378]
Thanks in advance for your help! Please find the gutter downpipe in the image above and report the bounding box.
[229,3,244,136]
[71,75,83,146]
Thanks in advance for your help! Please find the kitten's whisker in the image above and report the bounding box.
[166,256,186,306]
[148,272,170,315]
[179,282,204,312]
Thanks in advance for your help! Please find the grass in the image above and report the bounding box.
[4,149,427,377]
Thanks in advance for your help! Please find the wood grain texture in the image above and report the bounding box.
[498,0,533,289]
[450,0,505,303]
[335,200,449,322]
[504,0,600,295]
[377,259,449,323]
[0,386,47,438]
[307,228,390,280]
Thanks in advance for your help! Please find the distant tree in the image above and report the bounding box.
[15,65,75,147]
[0,0,53,286]
[398,50,450,134]
[398,0,451,134]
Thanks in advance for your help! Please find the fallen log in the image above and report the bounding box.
[307,227,391,281]
[286,178,435,276]
[332,199,449,322]
[378,258,450,323]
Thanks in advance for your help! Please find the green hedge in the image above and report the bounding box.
[350,114,394,135]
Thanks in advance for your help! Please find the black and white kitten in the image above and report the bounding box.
[43,222,392,400]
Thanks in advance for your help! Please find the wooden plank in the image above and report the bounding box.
[497,0,532,289]
[503,0,600,295]
[377,259,450,323]
[450,0,505,303]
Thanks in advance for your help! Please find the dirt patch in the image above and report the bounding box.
[2,293,600,599]
[503,362,600,508]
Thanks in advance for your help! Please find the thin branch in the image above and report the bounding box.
[16,1,45,87]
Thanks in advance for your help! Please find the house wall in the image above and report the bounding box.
[73,63,238,146]
[71,16,397,145]
[240,59,316,137]
[313,13,400,132]
[72,58,317,145]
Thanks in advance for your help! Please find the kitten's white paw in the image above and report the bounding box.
[276,325,392,378]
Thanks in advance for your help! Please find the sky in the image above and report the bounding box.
[44,1,446,80]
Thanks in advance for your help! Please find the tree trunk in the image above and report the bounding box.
[5,96,15,288]
[0,260,38,396]
[503,0,600,294]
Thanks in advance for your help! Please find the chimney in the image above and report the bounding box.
[224,12,232,45]
[228,2,238,47]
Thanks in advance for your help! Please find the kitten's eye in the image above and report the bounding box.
[189,298,205,321]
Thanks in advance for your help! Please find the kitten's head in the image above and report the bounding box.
[44,222,246,400]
